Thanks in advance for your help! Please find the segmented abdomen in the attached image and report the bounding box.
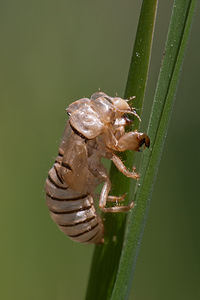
[45,162,104,244]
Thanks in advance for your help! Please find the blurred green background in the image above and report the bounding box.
[0,1,199,299]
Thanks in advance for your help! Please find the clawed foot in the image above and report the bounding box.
[132,166,140,180]
[100,200,134,213]
[137,133,150,149]
[107,193,126,202]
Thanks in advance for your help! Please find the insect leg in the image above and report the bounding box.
[95,193,126,202]
[107,194,126,202]
[98,172,134,213]
[111,154,139,180]
[116,131,150,152]
[101,204,134,213]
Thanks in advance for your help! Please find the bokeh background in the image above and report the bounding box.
[0,1,199,299]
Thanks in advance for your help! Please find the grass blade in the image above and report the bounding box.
[111,1,197,299]
[85,1,158,299]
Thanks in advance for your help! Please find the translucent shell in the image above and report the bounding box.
[45,92,150,244]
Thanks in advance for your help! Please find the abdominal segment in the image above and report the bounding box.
[45,166,104,244]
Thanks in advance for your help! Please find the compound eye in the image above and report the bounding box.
[113,98,131,111]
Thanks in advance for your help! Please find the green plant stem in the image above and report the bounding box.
[85,1,158,299]
[111,1,197,299]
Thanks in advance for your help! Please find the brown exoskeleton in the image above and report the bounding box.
[45,92,150,244]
